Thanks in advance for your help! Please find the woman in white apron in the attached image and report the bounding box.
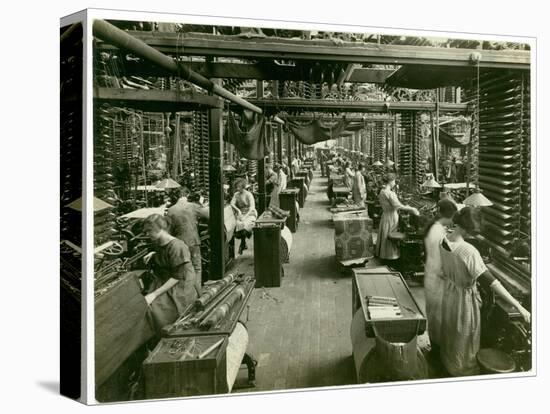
[423,199,457,352]
[230,178,257,254]
[375,173,419,261]
[439,207,530,376]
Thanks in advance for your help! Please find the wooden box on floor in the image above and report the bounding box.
[351,268,426,337]
[279,188,300,232]
[143,335,229,399]
[253,223,282,287]
[289,177,307,207]
[334,212,374,261]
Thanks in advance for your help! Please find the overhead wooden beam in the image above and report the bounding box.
[93,86,222,111]
[93,20,262,113]
[337,64,356,86]
[284,114,395,122]
[97,31,530,69]
[117,59,390,83]
[348,68,396,83]
[236,98,469,113]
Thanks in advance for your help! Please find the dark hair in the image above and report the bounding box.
[424,199,458,238]
[382,173,397,185]
[452,206,480,234]
[234,178,247,190]
[181,186,191,197]
[143,213,170,231]
[438,199,458,219]
[188,192,202,203]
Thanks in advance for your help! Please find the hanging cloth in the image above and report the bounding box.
[226,110,268,160]
[286,117,351,145]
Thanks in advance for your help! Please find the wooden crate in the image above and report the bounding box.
[334,212,373,261]
[352,268,426,338]
[279,188,300,232]
[143,335,229,398]
[253,223,282,287]
[288,177,306,207]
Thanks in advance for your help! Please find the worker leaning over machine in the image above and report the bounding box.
[438,207,530,376]
[166,187,208,294]
[375,173,419,264]
[142,214,199,331]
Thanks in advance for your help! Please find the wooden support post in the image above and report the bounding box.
[277,124,283,165]
[208,79,225,280]
[257,81,267,214]
[433,89,439,181]
[287,132,292,175]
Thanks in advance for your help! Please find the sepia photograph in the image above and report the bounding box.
[61,10,533,404]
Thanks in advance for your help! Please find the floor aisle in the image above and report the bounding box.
[231,170,435,393]
[232,171,356,391]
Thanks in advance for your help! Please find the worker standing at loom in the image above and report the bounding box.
[423,199,457,355]
[352,163,366,207]
[375,173,419,264]
[166,187,208,293]
[266,164,281,208]
[142,214,199,331]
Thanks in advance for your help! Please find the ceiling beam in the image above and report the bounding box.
[236,98,469,113]
[120,60,393,83]
[96,31,530,69]
[93,86,222,112]
[348,68,396,83]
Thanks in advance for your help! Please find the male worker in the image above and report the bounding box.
[166,187,209,294]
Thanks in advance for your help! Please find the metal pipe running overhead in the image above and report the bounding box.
[92,19,263,114]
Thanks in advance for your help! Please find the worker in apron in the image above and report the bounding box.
[351,163,366,207]
[230,178,257,254]
[266,164,280,208]
[439,207,530,376]
[375,173,419,262]
[166,187,209,293]
[423,199,457,354]
[343,162,354,189]
[142,214,199,332]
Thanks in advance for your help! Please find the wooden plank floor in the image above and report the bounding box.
[230,170,438,393]
[231,171,355,392]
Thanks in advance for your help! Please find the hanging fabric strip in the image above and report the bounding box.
[286,117,352,145]
[225,110,267,160]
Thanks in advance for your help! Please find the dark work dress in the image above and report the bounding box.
[147,238,198,331]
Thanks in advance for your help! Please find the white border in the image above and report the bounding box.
[81,7,536,405]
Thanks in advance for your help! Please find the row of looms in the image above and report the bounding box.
[60,19,532,401]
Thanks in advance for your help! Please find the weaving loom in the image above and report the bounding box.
[470,71,531,252]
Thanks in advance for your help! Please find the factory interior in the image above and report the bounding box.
[60,20,532,402]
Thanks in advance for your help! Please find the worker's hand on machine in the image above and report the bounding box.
[143,251,156,265]
[409,207,420,216]
[144,293,157,306]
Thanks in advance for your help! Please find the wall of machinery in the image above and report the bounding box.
[464,70,531,260]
